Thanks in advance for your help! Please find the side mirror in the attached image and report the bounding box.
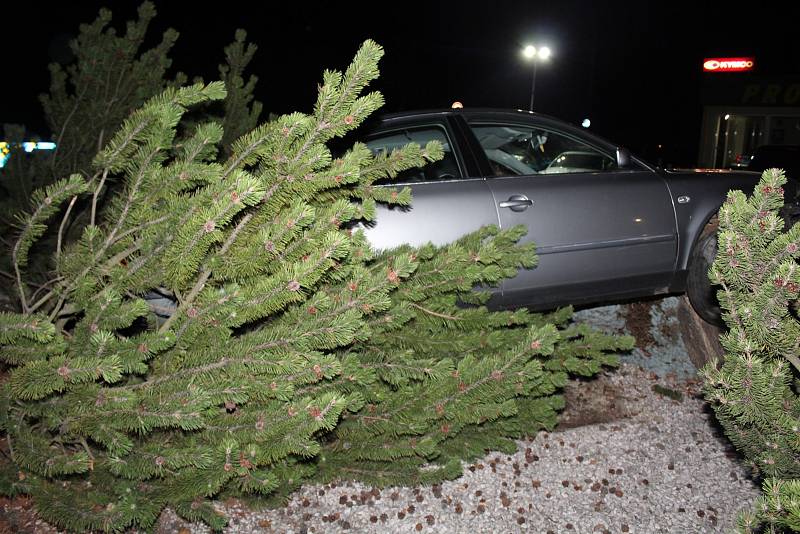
[616,147,631,168]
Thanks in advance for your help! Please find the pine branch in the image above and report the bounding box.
[11,175,89,312]
[159,213,253,334]
[56,195,79,260]
[410,303,461,321]
[50,84,89,179]
[90,168,109,226]
[0,39,630,532]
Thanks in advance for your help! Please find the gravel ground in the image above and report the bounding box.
[158,364,759,534]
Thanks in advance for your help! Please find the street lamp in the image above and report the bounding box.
[522,44,551,111]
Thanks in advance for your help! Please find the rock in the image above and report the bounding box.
[677,296,725,369]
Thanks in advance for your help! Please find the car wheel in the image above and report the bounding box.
[686,227,725,327]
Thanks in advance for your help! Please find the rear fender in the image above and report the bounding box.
[665,170,758,288]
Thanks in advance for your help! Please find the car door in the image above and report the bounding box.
[464,117,677,309]
[359,117,499,252]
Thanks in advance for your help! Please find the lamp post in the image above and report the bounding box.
[522,44,551,111]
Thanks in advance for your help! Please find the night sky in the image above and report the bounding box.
[3,1,800,166]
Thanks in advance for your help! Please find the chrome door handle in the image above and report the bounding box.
[499,195,533,212]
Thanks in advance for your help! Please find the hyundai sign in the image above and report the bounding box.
[703,57,755,73]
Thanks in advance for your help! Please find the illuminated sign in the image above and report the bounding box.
[703,57,755,73]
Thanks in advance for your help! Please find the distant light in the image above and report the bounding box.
[634,218,643,223]
[0,142,8,168]
[581,119,591,128]
[538,46,552,60]
[451,101,464,109]
[0,140,57,168]
[724,114,730,120]
[523,45,536,59]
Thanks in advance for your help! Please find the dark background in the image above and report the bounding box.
[3,1,799,167]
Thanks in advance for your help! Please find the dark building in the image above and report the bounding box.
[698,58,800,169]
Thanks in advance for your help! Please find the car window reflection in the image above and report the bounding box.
[470,124,616,176]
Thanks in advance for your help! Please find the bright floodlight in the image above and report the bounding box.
[523,45,536,59]
[582,119,591,128]
[522,43,554,111]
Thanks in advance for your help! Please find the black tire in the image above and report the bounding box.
[686,230,725,327]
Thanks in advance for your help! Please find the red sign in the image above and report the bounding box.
[703,57,755,72]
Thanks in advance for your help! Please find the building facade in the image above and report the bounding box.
[699,70,800,169]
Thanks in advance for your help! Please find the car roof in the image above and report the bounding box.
[378,107,565,123]
[375,108,615,147]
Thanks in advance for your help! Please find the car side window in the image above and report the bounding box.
[365,125,461,184]
[469,123,616,176]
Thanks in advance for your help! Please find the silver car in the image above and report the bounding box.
[359,109,759,324]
